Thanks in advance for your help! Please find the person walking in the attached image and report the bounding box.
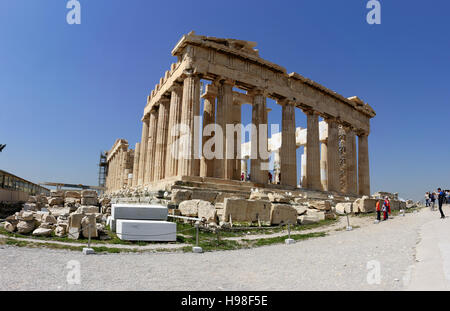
[376,200,381,222]
[425,192,430,207]
[438,188,446,219]
[382,197,391,221]
[431,192,436,211]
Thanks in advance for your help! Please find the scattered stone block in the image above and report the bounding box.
[65,191,81,199]
[249,191,269,201]
[353,198,378,213]
[222,198,271,222]
[48,197,64,206]
[171,189,192,205]
[197,201,217,223]
[16,220,35,234]
[76,206,99,214]
[191,190,218,203]
[293,205,308,216]
[335,203,353,215]
[298,215,321,225]
[270,204,297,225]
[81,215,98,239]
[81,197,98,206]
[4,221,16,233]
[116,220,176,242]
[268,193,291,203]
[32,228,53,237]
[308,200,331,211]
[81,190,97,198]
[112,204,168,221]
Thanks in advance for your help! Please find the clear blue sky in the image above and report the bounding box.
[1,0,449,201]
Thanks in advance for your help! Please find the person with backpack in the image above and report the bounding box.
[382,197,391,221]
[438,188,446,219]
[425,192,430,207]
[430,192,436,211]
[376,200,382,222]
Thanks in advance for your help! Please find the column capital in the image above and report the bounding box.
[182,68,202,79]
[218,77,235,86]
[168,82,183,93]
[356,129,369,137]
[277,98,295,107]
[302,107,319,116]
[201,84,218,100]
[248,87,269,98]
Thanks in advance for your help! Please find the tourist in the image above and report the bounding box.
[437,188,446,219]
[268,171,273,184]
[382,196,391,221]
[241,172,245,181]
[431,192,436,211]
[376,200,381,221]
[425,192,430,207]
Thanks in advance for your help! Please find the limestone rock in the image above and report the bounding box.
[76,206,99,214]
[48,197,64,206]
[335,203,353,215]
[81,190,97,198]
[191,190,218,203]
[178,200,201,217]
[298,215,321,225]
[223,198,271,222]
[249,191,269,201]
[4,221,16,233]
[268,193,291,204]
[65,191,81,199]
[171,189,192,205]
[42,214,57,224]
[99,197,111,206]
[19,211,34,221]
[293,205,308,216]
[81,215,98,238]
[308,200,331,211]
[270,204,297,225]
[16,220,35,234]
[32,228,53,237]
[306,209,325,221]
[353,198,378,213]
[54,225,67,237]
[81,197,98,206]
[23,203,38,212]
[197,201,217,223]
[50,190,65,198]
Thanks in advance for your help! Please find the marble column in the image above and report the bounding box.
[305,110,321,190]
[232,101,242,181]
[250,91,267,184]
[320,142,328,191]
[301,147,307,187]
[145,108,159,183]
[280,100,297,187]
[345,126,357,195]
[178,72,200,177]
[358,133,370,196]
[154,99,170,181]
[215,80,233,179]
[131,142,140,187]
[326,119,340,192]
[137,117,149,185]
[165,84,183,178]
[200,88,216,178]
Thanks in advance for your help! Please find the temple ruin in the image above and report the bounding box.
[104,32,376,198]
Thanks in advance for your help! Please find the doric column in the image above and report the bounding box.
[305,110,322,190]
[165,84,183,178]
[232,101,242,180]
[358,132,370,196]
[178,72,200,177]
[320,142,328,191]
[326,119,340,192]
[345,126,357,195]
[132,142,140,187]
[145,108,159,183]
[214,80,234,179]
[273,150,280,184]
[200,85,216,178]
[154,99,170,181]
[301,147,307,187]
[137,116,150,185]
[280,100,297,187]
[250,90,267,184]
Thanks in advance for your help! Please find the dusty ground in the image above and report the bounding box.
[1,205,449,291]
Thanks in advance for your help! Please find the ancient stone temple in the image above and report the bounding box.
[105,32,375,197]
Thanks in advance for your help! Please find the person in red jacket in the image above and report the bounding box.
[382,197,391,221]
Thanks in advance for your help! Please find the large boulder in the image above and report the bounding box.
[81,197,98,206]
[222,198,271,222]
[4,221,16,233]
[293,205,308,216]
[99,197,111,207]
[32,228,53,237]
[50,190,65,198]
[67,213,84,239]
[353,198,378,213]
[270,204,297,225]
[308,200,332,211]
[197,201,217,223]
[298,214,321,225]
[54,225,67,237]
[335,203,353,215]
[306,209,325,221]
[81,215,98,238]
[191,190,218,203]
[16,220,35,234]
[76,206,99,214]
[178,200,198,217]
[171,189,192,205]
[48,197,64,206]
[23,203,38,212]
[42,214,57,224]
[19,211,34,221]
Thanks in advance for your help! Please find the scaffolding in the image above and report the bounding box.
[98,151,108,192]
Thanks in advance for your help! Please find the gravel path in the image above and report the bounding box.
[1,205,447,291]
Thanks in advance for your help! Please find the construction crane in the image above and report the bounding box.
[0,144,6,152]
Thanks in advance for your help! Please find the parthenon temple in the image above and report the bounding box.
[105,32,376,197]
